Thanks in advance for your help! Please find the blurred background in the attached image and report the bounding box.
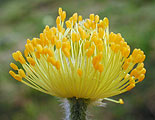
[0,0,155,120]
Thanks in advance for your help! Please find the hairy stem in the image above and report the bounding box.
[63,97,90,120]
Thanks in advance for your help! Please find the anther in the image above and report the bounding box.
[119,99,124,104]
[73,13,78,22]
[45,25,50,31]
[35,51,40,59]
[78,15,82,22]
[95,15,99,23]
[63,48,70,58]
[10,63,18,70]
[27,43,34,52]
[47,49,54,57]
[86,48,94,58]
[97,44,104,51]
[138,74,145,82]
[61,11,66,22]
[141,68,146,74]
[77,68,82,77]
[37,45,43,53]
[72,32,76,43]
[66,20,72,28]
[90,14,94,21]
[103,17,109,27]
[47,57,56,66]
[98,64,104,73]
[58,7,62,16]
[56,41,61,49]
[9,70,16,78]
[12,52,18,61]
[17,51,26,64]
[14,75,22,82]
[126,83,135,91]
[84,40,90,50]
[18,69,26,78]
[55,61,61,70]
[27,39,31,44]
[57,24,62,32]
[27,57,36,66]
[56,16,61,25]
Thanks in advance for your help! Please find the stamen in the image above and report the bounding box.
[55,61,61,70]
[27,57,36,66]
[78,15,82,22]
[9,8,146,102]
[61,11,66,22]
[47,57,56,66]
[18,69,26,78]
[10,63,18,70]
[104,98,124,104]
[14,74,22,82]
[77,68,82,77]
[90,14,94,21]
[58,8,62,16]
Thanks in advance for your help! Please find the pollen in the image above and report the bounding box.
[9,7,146,102]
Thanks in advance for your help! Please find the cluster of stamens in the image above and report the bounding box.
[9,8,146,103]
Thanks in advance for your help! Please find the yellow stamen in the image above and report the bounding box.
[56,41,61,49]
[55,61,60,70]
[18,69,26,78]
[56,16,61,25]
[35,51,40,59]
[90,14,94,21]
[57,24,62,32]
[77,68,82,77]
[84,40,90,50]
[138,74,145,82]
[58,7,62,16]
[72,32,76,43]
[47,49,54,57]
[73,13,78,22]
[126,83,135,91]
[61,11,66,22]
[37,45,43,53]
[27,57,36,66]
[9,8,146,102]
[9,70,16,78]
[12,52,19,61]
[14,75,22,82]
[95,15,99,23]
[86,48,93,58]
[78,15,82,22]
[10,63,18,70]
[98,64,104,73]
[47,56,56,66]
[66,20,72,28]
[63,48,70,58]
[119,99,124,104]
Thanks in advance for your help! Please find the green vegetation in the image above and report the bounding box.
[0,0,155,119]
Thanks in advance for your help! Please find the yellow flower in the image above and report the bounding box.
[9,8,146,104]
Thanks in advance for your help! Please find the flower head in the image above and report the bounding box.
[9,8,146,103]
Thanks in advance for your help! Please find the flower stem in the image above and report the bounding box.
[64,97,90,120]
